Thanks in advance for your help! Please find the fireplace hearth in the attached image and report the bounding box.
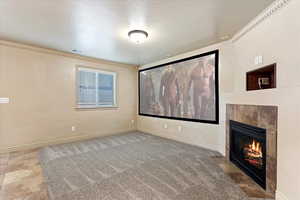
[230,120,266,189]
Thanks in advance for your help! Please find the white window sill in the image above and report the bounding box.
[75,105,119,110]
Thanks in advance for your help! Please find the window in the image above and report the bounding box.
[77,67,117,108]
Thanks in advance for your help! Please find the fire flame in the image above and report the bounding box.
[247,140,262,158]
[243,139,263,168]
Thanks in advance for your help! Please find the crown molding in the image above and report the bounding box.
[231,0,292,43]
[0,39,137,69]
[140,41,228,69]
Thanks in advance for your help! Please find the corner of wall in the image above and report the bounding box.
[276,190,290,200]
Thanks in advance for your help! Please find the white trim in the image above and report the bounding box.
[231,0,292,42]
[76,105,118,109]
[140,41,227,69]
[96,70,99,103]
[0,40,135,69]
[0,129,136,153]
[77,66,116,76]
[77,67,117,108]
[113,72,117,107]
[276,190,289,200]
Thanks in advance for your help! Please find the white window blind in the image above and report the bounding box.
[77,67,117,108]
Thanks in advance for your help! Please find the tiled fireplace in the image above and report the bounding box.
[230,120,267,189]
[226,104,277,195]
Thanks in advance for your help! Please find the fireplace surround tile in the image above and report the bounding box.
[258,106,277,130]
[226,104,277,195]
[266,155,277,193]
[267,133,277,158]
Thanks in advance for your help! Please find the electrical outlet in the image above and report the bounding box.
[164,124,168,129]
[178,126,182,132]
[71,126,76,132]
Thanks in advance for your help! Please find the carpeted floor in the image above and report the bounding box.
[39,131,250,200]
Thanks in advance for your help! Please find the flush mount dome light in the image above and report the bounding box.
[128,30,148,44]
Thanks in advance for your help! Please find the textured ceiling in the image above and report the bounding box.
[0,0,275,65]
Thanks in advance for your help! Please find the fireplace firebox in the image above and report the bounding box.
[230,120,266,189]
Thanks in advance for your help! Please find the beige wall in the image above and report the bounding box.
[137,41,235,154]
[230,1,300,199]
[0,41,137,152]
[1,0,298,199]
[138,1,300,199]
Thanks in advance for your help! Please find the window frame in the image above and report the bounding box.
[76,66,118,109]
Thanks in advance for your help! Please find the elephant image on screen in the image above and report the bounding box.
[139,50,219,124]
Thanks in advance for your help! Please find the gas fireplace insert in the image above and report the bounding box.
[229,120,266,189]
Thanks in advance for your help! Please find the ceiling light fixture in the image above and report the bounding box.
[128,30,148,44]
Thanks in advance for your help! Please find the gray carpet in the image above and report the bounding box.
[39,131,249,200]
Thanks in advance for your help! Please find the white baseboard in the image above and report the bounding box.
[276,190,289,200]
[0,129,136,153]
[137,128,220,152]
